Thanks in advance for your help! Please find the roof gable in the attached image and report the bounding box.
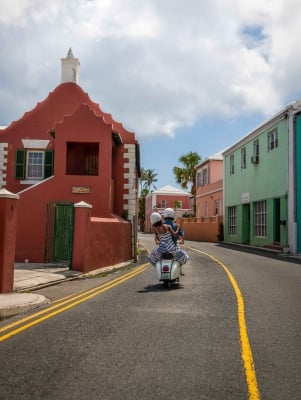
[1,82,135,142]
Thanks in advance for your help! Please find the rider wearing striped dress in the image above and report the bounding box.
[148,212,189,266]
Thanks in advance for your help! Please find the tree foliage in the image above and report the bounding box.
[173,151,201,195]
[140,168,158,193]
[138,168,158,231]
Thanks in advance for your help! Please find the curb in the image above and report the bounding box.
[0,293,50,320]
[0,257,148,321]
[17,274,82,293]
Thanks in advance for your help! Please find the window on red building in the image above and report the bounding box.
[66,142,99,175]
[15,149,54,180]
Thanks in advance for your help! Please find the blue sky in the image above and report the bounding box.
[139,112,265,190]
[1,0,301,191]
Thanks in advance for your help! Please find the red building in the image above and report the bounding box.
[0,49,141,269]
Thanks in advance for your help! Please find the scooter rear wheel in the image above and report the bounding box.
[163,281,171,289]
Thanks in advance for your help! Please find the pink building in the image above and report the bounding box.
[144,185,192,232]
[0,49,140,268]
[195,153,223,221]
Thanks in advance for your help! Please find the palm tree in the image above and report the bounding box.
[141,168,158,193]
[138,187,149,231]
[173,151,201,214]
[139,168,147,194]
[138,168,158,231]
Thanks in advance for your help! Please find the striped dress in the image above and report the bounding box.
[148,227,189,265]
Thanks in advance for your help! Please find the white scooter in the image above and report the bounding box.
[156,252,181,289]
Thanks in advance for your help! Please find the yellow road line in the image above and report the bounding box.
[0,264,147,334]
[186,246,260,400]
[0,264,148,342]
[1,245,261,399]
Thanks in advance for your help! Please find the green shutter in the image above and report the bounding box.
[15,149,25,179]
[44,150,54,178]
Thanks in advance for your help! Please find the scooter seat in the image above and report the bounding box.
[161,252,174,260]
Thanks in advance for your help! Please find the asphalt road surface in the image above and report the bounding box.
[0,234,300,400]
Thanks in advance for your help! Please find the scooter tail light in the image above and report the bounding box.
[162,265,170,272]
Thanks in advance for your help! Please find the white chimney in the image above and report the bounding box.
[61,48,80,84]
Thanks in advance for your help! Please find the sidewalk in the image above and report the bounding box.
[0,261,132,320]
[13,263,81,291]
[0,263,82,320]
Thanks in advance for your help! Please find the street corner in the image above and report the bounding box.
[0,292,50,320]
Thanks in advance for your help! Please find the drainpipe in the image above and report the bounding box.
[287,104,301,254]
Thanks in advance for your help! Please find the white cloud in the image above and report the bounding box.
[1,0,301,137]
[0,0,60,26]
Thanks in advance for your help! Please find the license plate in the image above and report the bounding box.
[161,272,170,279]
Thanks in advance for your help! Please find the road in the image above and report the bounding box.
[0,234,300,399]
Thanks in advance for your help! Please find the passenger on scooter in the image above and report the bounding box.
[163,208,184,245]
[163,208,186,275]
[148,212,189,266]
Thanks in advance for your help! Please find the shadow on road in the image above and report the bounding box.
[137,283,184,293]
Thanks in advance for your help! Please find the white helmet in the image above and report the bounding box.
[163,208,176,219]
[150,212,162,225]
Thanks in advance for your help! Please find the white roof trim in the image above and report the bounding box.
[151,185,191,196]
[223,100,301,156]
[22,139,50,149]
[195,153,224,168]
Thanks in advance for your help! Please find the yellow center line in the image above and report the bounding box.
[1,246,260,399]
[0,264,148,341]
[186,245,260,400]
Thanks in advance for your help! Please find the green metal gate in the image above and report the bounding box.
[45,201,74,267]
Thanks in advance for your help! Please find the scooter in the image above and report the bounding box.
[156,252,181,289]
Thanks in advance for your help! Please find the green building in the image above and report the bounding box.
[223,101,301,254]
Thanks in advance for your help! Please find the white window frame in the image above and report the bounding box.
[197,171,202,187]
[215,199,221,215]
[268,129,278,151]
[228,206,237,235]
[241,147,246,169]
[254,200,267,237]
[253,139,260,163]
[26,150,44,180]
[203,167,208,185]
[230,154,234,175]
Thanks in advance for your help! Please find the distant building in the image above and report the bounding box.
[144,185,192,232]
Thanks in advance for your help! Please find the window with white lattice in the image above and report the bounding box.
[228,206,237,234]
[254,200,266,236]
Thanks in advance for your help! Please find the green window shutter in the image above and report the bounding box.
[15,149,25,179]
[44,150,54,178]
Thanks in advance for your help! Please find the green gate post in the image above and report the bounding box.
[72,201,92,272]
[0,189,19,293]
